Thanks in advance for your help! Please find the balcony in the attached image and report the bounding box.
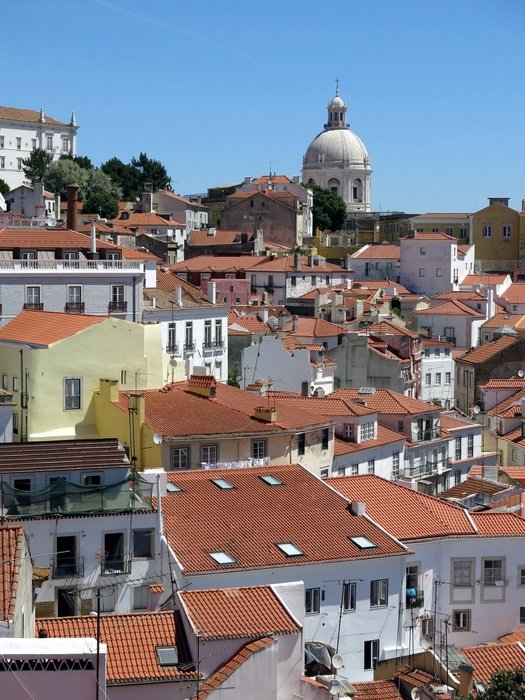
[53,556,84,579]
[108,301,128,313]
[166,344,179,356]
[65,302,85,313]
[403,459,450,480]
[23,302,44,311]
[415,428,441,443]
[203,340,214,350]
[213,339,225,349]
[183,342,196,354]
[202,456,271,470]
[0,259,142,273]
[406,589,424,609]
[100,556,131,576]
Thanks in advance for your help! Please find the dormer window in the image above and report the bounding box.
[276,542,304,557]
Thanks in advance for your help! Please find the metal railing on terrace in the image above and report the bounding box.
[403,459,450,480]
[0,259,142,272]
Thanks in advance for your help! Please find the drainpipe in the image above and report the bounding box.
[132,276,137,322]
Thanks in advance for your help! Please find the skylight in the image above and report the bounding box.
[157,646,178,666]
[349,536,377,550]
[211,478,234,490]
[166,482,182,493]
[209,551,236,565]
[259,474,283,486]
[276,542,304,557]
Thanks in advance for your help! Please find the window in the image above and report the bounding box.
[351,536,376,550]
[305,587,320,614]
[419,268,425,277]
[133,585,149,611]
[445,347,451,356]
[12,376,19,392]
[13,478,31,507]
[16,137,21,150]
[167,322,176,353]
[64,378,81,410]
[102,532,126,574]
[184,322,193,350]
[17,158,22,171]
[112,285,124,302]
[364,639,379,670]
[320,468,329,478]
[434,348,440,357]
[214,319,222,346]
[68,286,82,303]
[12,413,19,435]
[276,542,304,557]
[0,136,4,148]
[370,579,388,607]
[252,439,267,460]
[502,225,512,238]
[204,320,212,347]
[1,374,7,390]
[63,251,79,261]
[435,372,441,385]
[360,422,374,441]
[342,582,356,611]
[367,460,375,474]
[454,469,461,484]
[172,446,190,470]
[420,247,426,256]
[483,225,492,238]
[31,138,37,149]
[483,559,503,586]
[397,421,404,433]
[444,326,455,342]
[455,437,461,461]
[61,137,69,153]
[46,135,53,151]
[392,452,400,480]
[518,567,525,587]
[520,607,525,624]
[445,372,451,385]
[290,276,296,287]
[209,551,236,565]
[211,478,234,490]
[157,646,178,666]
[453,559,473,587]
[201,444,218,464]
[259,474,282,486]
[436,268,442,277]
[26,286,41,306]
[133,529,153,558]
[452,610,471,631]
[425,373,431,386]
[298,433,305,456]
[421,616,434,639]
[83,473,102,486]
[0,156,4,169]
[344,424,353,439]
[322,428,329,450]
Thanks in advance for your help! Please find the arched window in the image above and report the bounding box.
[328,178,340,195]
[352,178,363,202]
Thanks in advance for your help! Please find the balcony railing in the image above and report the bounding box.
[403,459,450,480]
[406,589,424,609]
[53,556,84,579]
[166,344,179,355]
[203,340,214,349]
[0,259,142,272]
[65,302,85,313]
[23,302,44,311]
[184,342,196,354]
[213,339,225,349]
[202,456,271,470]
[415,428,441,442]
[108,301,128,313]
[100,556,131,576]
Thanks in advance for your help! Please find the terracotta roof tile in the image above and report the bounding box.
[0,526,25,622]
[326,474,475,541]
[0,227,119,250]
[480,311,525,329]
[0,310,106,346]
[498,283,525,303]
[479,378,525,389]
[179,585,300,640]
[413,299,484,317]
[440,476,509,500]
[37,612,197,684]
[351,245,401,260]
[272,394,376,417]
[228,310,270,333]
[0,106,67,125]
[367,320,419,338]
[158,190,206,209]
[161,464,408,575]
[462,273,508,285]
[456,335,518,364]
[334,425,406,456]
[113,212,183,228]
[351,679,404,698]
[471,464,525,487]
[499,629,525,644]
[401,231,456,241]
[469,511,525,536]
[0,438,129,473]
[188,229,254,246]
[461,643,525,686]
[331,388,441,416]
[289,316,343,338]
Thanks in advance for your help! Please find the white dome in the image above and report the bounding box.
[304,128,369,166]
[329,95,345,109]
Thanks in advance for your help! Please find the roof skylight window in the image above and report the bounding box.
[211,478,234,490]
[259,474,283,486]
[157,646,178,666]
[349,536,377,550]
[276,542,304,557]
[166,482,182,493]
[209,551,236,565]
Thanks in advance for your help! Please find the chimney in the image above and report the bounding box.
[33,181,45,220]
[294,252,302,271]
[54,193,61,221]
[207,227,216,237]
[345,277,352,290]
[98,378,120,403]
[292,315,298,332]
[90,223,97,254]
[66,183,79,231]
[278,311,286,331]
[350,502,366,516]
[408,229,416,238]
[175,285,182,307]
[253,406,277,423]
[345,253,352,270]
[141,182,153,213]
[207,280,217,305]
[187,374,217,398]
[258,308,269,323]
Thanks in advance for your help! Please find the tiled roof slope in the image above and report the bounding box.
[196,637,275,700]
[469,511,525,536]
[440,476,507,500]
[114,382,331,437]
[272,394,376,417]
[0,526,25,622]
[351,679,405,699]
[0,310,106,346]
[188,229,255,246]
[461,642,525,686]
[0,107,66,125]
[367,320,419,338]
[0,227,119,249]
[179,585,300,640]
[161,464,408,575]
[471,464,525,487]
[326,474,475,541]
[331,388,441,416]
[499,629,525,644]
[334,425,405,456]
[457,334,518,363]
[351,245,400,260]
[413,299,484,317]
[38,612,197,684]
[0,438,129,473]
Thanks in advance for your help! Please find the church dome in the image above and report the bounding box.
[304,128,369,167]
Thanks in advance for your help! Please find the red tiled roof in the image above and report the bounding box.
[470,511,525,536]
[367,320,419,338]
[188,229,254,246]
[479,378,525,389]
[351,245,401,260]
[411,213,470,220]
[169,254,347,275]
[461,643,525,686]
[499,629,525,644]
[179,585,300,640]
[197,637,275,699]
[0,106,67,125]
[331,388,441,416]
[290,316,343,338]
[120,247,159,261]
[326,474,475,541]
[462,273,509,285]
[37,612,197,684]
[0,227,119,250]
[161,464,408,575]
[228,310,270,334]
[433,290,487,301]
[158,190,206,209]
[440,476,509,500]
[480,312,525,329]
[498,283,525,303]
[113,212,183,227]
[251,175,294,185]
[472,464,525,487]
[350,280,410,294]
[0,310,106,346]
[272,394,376,417]
[456,335,518,364]
[0,526,25,622]
[334,425,406,456]
[413,299,484,317]
[352,679,405,699]
[401,231,456,241]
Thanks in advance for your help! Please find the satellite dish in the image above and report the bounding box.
[169,358,178,368]
[331,654,344,670]
[152,433,163,445]
[328,679,342,696]
[518,369,525,378]
[411,689,421,700]
[420,634,433,650]
[472,405,481,415]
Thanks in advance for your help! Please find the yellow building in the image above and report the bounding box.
[470,197,522,270]
[0,310,163,441]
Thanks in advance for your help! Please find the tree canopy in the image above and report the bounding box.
[458,669,525,699]
[101,152,172,200]
[0,179,10,196]
[22,148,53,184]
[307,183,348,232]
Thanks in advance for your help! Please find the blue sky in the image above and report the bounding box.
[5,0,524,213]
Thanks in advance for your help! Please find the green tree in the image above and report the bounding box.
[83,190,119,219]
[131,152,171,193]
[458,669,525,699]
[101,157,138,200]
[45,159,89,198]
[21,147,53,183]
[307,183,347,232]
[59,154,94,170]
[0,178,10,196]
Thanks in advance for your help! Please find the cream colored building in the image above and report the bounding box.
[470,197,522,271]
[0,310,163,441]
